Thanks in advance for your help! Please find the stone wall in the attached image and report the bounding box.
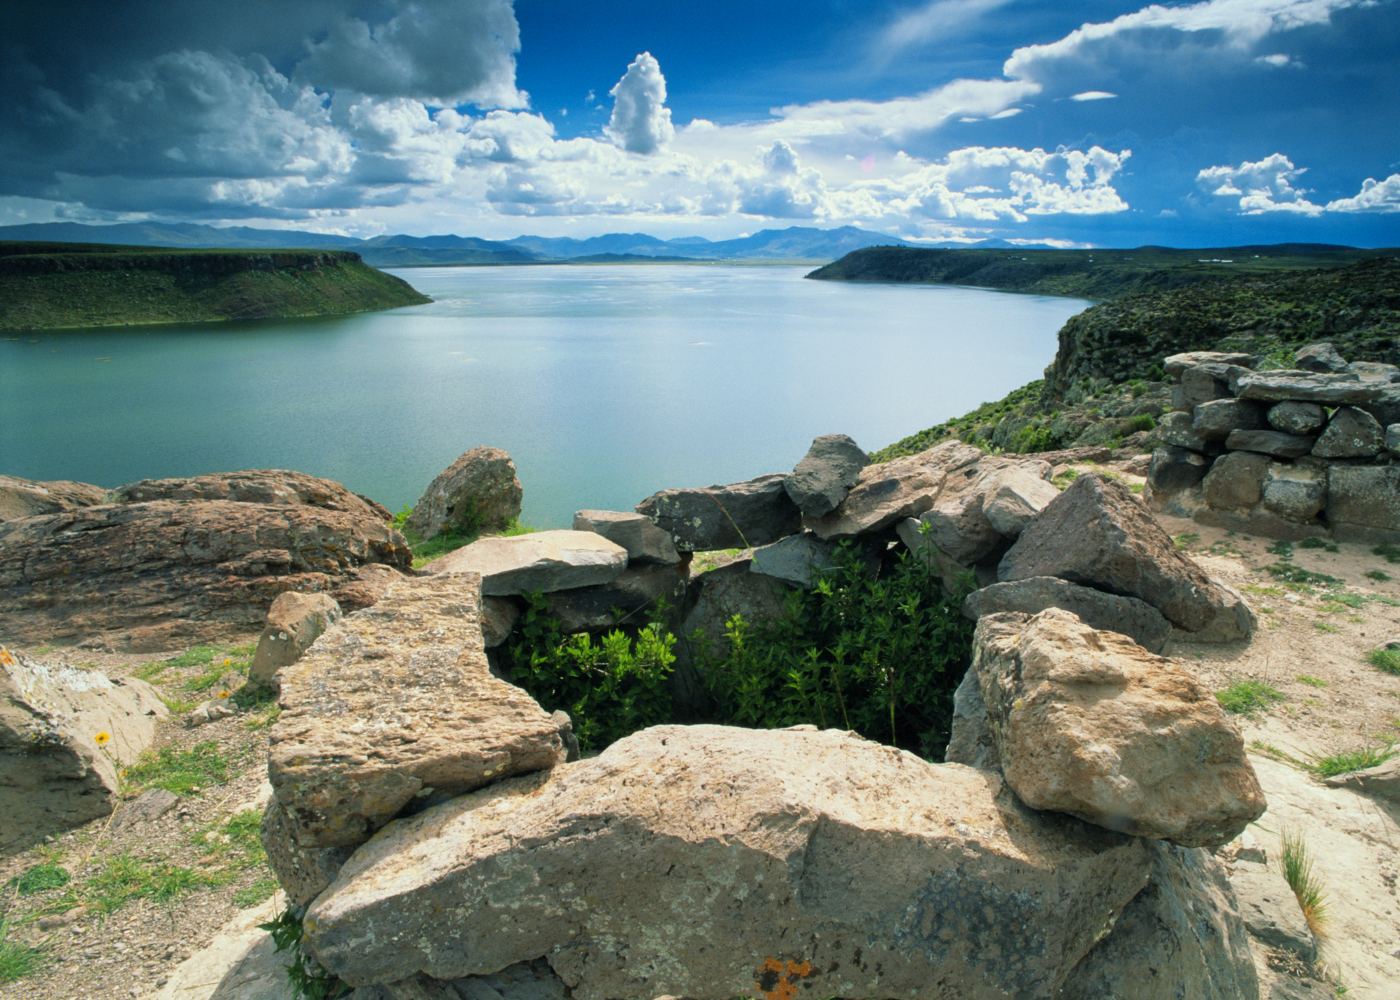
[1146,343,1400,541]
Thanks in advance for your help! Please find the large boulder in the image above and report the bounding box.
[1293,342,1349,373]
[1158,410,1213,452]
[998,475,1255,642]
[404,447,522,541]
[1261,463,1327,523]
[978,466,1059,540]
[1311,405,1383,459]
[426,531,627,596]
[267,574,566,849]
[1,645,167,852]
[963,577,1171,653]
[1202,451,1270,511]
[636,474,800,551]
[1164,351,1255,376]
[572,509,679,565]
[0,474,106,521]
[260,797,353,908]
[113,469,391,521]
[943,667,996,769]
[0,499,411,651]
[783,434,868,517]
[349,961,571,1000]
[1326,465,1400,540]
[973,610,1265,847]
[249,591,342,690]
[805,440,983,540]
[1147,446,1210,497]
[749,532,842,587]
[305,725,1153,998]
[1193,399,1265,440]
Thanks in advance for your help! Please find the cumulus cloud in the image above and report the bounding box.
[297,0,524,107]
[1070,90,1118,101]
[605,52,675,155]
[1326,173,1400,212]
[1196,153,1324,214]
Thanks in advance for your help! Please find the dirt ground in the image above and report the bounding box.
[3,468,1399,998]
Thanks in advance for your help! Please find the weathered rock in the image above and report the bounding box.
[981,467,1060,539]
[1147,446,1210,496]
[973,610,1265,846]
[805,440,983,540]
[636,474,800,551]
[1322,754,1399,803]
[543,563,686,632]
[1,646,166,852]
[427,531,627,596]
[1061,843,1259,1000]
[305,725,1152,998]
[1236,370,1397,406]
[1388,423,1400,458]
[110,787,179,833]
[1229,860,1317,961]
[188,695,235,727]
[1164,351,1255,377]
[405,447,522,541]
[261,797,354,907]
[249,591,342,689]
[963,577,1172,652]
[1193,399,1265,440]
[1326,465,1400,539]
[749,532,840,587]
[480,597,520,648]
[268,574,566,848]
[998,475,1255,642]
[943,667,996,769]
[1159,410,1213,451]
[1267,401,1327,435]
[783,433,868,517]
[1312,405,1383,459]
[0,474,106,521]
[1225,429,1316,459]
[1261,464,1327,523]
[1347,359,1400,382]
[113,469,391,521]
[1179,366,1234,408]
[334,563,410,611]
[1203,451,1270,511]
[572,509,679,565]
[1293,342,1349,373]
[349,961,572,1000]
[0,499,411,651]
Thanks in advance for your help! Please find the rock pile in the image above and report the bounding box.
[1148,343,1400,540]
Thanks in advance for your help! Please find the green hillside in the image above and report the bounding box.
[0,242,430,331]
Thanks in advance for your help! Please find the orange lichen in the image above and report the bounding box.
[754,956,815,1000]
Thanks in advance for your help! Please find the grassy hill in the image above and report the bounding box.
[0,242,430,331]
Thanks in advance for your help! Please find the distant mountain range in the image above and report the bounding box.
[0,221,1048,267]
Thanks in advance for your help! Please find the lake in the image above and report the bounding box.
[0,264,1088,527]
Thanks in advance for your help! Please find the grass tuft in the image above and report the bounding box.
[122,741,231,796]
[0,922,44,984]
[12,862,70,897]
[1307,745,1396,779]
[1296,675,1328,689]
[1216,679,1287,715]
[84,854,224,915]
[1367,647,1400,676]
[1280,830,1328,938]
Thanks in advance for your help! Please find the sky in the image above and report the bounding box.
[2,0,1398,247]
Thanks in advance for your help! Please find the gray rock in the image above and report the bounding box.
[110,788,179,833]
[1225,429,1316,459]
[896,517,981,594]
[305,725,1152,998]
[1061,843,1260,1000]
[907,458,1055,565]
[1148,447,1210,496]
[0,475,106,522]
[480,597,520,649]
[572,509,680,565]
[1261,464,1327,523]
[1388,423,1400,458]
[1193,399,1265,440]
[1164,351,1255,377]
[1326,466,1400,538]
[1236,370,1397,406]
[405,447,522,541]
[998,475,1256,642]
[1179,366,1234,408]
[1312,405,1383,459]
[543,563,686,632]
[1347,360,1400,382]
[261,797,354,907]
[981,468,1060,539]
[249,591,342,690]
[1202,452,1270,511]
[679,560,793,661]
[1322,755,1399,803]
[1293,342,1349,373]
[1229,860,1318,961]
[963,577,1172,653]
[783,433,868,517]
[636,474,800,552]
[944,667,996,768]
[1267,401,1326,435]
[428,531,628,596]
[749,532,840,587]
[805,440,984,540]
[1159,411,1213,452]
[349,960,571,1000]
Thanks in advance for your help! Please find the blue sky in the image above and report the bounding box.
[2,0,1398,246]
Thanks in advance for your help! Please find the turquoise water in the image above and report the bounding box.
[0,265,1088,527]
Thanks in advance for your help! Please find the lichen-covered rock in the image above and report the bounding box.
[113,469,391,522]
[427,531,627,596]
[980,466,1060,539]
[348,960,571,1000]
[305,725,1152,998]
[1202,451,1270,511]
[1267,401,1326,436]
[1261,464,1327,523]
[783,433,868,517]
[1159,410,1214,452]
[636,474,800,551]
[1387,423,1400,458]
[0,474,106,521]
[1293,342,1349,373]
[1164,351,1255,377]
[963,577,1171,653]
[1224,429,1316,459]
[943,667,996,768]
[249,591,342,690]
[1236,370,1399,406]
[405,447,522,541]
[998,475,1255,642]
[267,574,566,849]
[1193,399,1265,440]
[572,509,679,565]
[973,610,1265,846]
[261,797,353,908]
[749,532,841,587]
[1326,465,1400,540]
[1311,405,1383,459]
[1,645,167,851]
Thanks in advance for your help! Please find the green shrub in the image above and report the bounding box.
[1123,412,1157,433]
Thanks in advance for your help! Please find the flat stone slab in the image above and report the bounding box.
[427,530,627,595]
[1235,370,1398,406]
[1164,351,1255,377]
[268,574,566,848]
[963,577,1172,653]
[749,531,842,586]
[573,509,679,565]
[1224,429,1316,458]
[636,474,801,551]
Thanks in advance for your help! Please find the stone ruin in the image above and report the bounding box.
[1147,342,1400,541]
[249,436,1272,999]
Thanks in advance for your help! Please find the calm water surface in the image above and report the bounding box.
[1,265,1088,527]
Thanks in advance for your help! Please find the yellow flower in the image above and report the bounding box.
[222,658,232,666]
[94,731,111,746]
[218,689,231,699]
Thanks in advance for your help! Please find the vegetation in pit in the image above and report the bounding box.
[1216,680,1287,715]
[262,906,348,999]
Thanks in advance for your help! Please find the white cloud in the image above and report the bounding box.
[1254,52,1301,66]
[1326,173,1400,212]
[871,0,1014,60]
[1196,153,1324,214]
[605,52,675,155]
[1070,90,1118,101]
[770,77,1038,141]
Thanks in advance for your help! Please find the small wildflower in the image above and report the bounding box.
[217,689,231,699]
[222,657,232,667]
[94,731,111,746]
